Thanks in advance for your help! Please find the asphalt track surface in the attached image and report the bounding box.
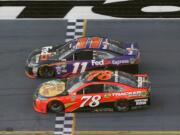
[0,20,180,131]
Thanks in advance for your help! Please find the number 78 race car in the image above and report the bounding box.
[26,37,140,79]
[33,70,150,113]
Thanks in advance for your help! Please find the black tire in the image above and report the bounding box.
[38,66,55,78]
[48,101,64,113]
[147,97,151,105]
[114,100,130,112]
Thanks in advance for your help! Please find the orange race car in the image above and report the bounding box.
[33,70,151,113]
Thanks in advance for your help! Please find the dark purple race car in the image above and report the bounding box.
[25,37,140,79]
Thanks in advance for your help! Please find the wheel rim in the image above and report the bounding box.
[50,102,63,112]
[39,67,54,78]
[116,101,129,112]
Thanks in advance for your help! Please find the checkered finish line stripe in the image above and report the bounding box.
[54,19,86,135]
[65,19,85,42]
[54,113,74,135]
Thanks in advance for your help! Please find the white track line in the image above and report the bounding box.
[0,6,25,19]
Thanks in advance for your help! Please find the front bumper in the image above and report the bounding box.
[33,99,48,113]
[25,66,36,79]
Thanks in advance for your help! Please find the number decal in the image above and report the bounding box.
[72,62,88,74]
[76,37,102,49]
[80,96,91,107]
[76,37,88,49]
[89,95,101,107]
[40,46,52,61]
[81,62,88,73]
[90,37,102,48]
[87,70,113,81]
[41,46,52,55]
[72,63,79,74]
[80,95,101,107]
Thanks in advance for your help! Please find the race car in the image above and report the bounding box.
[33,70,150,113]
[25,37,140,79]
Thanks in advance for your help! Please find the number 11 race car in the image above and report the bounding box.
[33,70,150,113]
[25,37,140,79]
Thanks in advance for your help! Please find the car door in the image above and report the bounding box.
[104,83,126,101]
[93,50,117,68]
[74,83,105,111]
[55,49,93,77]
[66,50,93,75]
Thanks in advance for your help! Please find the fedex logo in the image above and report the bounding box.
[92,60,104,66]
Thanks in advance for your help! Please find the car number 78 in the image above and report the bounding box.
[80,95,101,107]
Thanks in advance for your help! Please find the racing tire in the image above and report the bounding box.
[114,100,130,112]
[48,101,65,113]
[147,97,151,105]
[38,66,55,78]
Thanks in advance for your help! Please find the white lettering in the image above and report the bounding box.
[112,60,129,65]
[92,60,104,66]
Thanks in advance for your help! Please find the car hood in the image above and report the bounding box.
[27,46,58,65]
[38,80,67,97]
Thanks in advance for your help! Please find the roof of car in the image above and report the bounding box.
[68,37,124,53]
[83,70,137,84]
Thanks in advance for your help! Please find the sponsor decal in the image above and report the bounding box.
[135,99,148,105]
[104,59,112,65]
[112,59,129,65]
[91,60,104,66]
[71,95,76,101]
[129,58,136,64]
[137,76,143,87]
[102,38,110,49]
[112,91,142,96]
[112,93,126,96]
[56,66,67,74]
[104,93,111,98]
[127,91,142,96]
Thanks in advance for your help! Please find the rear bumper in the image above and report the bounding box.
[131,97,150,106]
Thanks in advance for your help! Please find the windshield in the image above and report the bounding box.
[55,42,75,60]
[66,72,87,91]
[109,39,126,54]
[115,71,137,87]
[57,43,71,54]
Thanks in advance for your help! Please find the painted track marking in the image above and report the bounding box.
[0,6,25,19]
[54,19,86,135]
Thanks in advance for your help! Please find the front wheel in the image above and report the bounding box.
[48,101,64,113]
[38,66,55,78]
[114,100,130,112]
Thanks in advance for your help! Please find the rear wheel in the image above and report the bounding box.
[48,101,64,113]
[147,97,151,105]
[38,66,55,78]
[114,100,130,112]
